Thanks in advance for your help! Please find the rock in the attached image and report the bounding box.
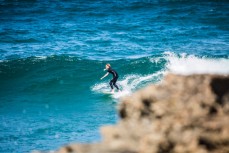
[35,74,229,153]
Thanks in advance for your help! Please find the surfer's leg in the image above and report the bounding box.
[109,80,114,89]
[113,78,119,90]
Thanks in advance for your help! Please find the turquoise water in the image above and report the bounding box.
[0,1,229,152]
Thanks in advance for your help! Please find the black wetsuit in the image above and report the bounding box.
[107,68,119,90]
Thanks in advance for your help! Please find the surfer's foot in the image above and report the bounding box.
[111,89,114,93]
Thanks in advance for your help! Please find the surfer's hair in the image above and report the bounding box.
[106,64,111,68]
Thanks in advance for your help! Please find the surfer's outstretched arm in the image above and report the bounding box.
[100,72,109,80]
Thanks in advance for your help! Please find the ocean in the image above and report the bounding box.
[0,0,229,152]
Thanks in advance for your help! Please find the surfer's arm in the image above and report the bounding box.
[100,72,109,80]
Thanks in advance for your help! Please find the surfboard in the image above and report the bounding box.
[102,91,114,95]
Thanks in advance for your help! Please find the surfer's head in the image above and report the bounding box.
[105,63,111,69]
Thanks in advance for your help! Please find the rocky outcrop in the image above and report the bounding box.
[36,74,229,153]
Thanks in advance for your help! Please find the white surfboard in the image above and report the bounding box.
[102,91,114,95]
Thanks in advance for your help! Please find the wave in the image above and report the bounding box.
[1,52,228,99]
[164,52,229,75]
[1,52,228,75]
[91,52,229,99]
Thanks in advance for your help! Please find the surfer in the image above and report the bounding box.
[100,64,120,93]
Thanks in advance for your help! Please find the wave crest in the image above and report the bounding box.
[164,52,229,75]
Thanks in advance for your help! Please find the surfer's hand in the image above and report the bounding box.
[100,77,103,80]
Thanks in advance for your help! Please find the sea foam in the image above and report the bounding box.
[91,71,164,99]
[164,52,229,75]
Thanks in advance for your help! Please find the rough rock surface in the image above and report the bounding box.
[36,74,229,153]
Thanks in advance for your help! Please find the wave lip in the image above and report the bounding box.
[164,52,229,75]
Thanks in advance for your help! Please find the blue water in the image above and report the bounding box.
[0,0,229,152]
